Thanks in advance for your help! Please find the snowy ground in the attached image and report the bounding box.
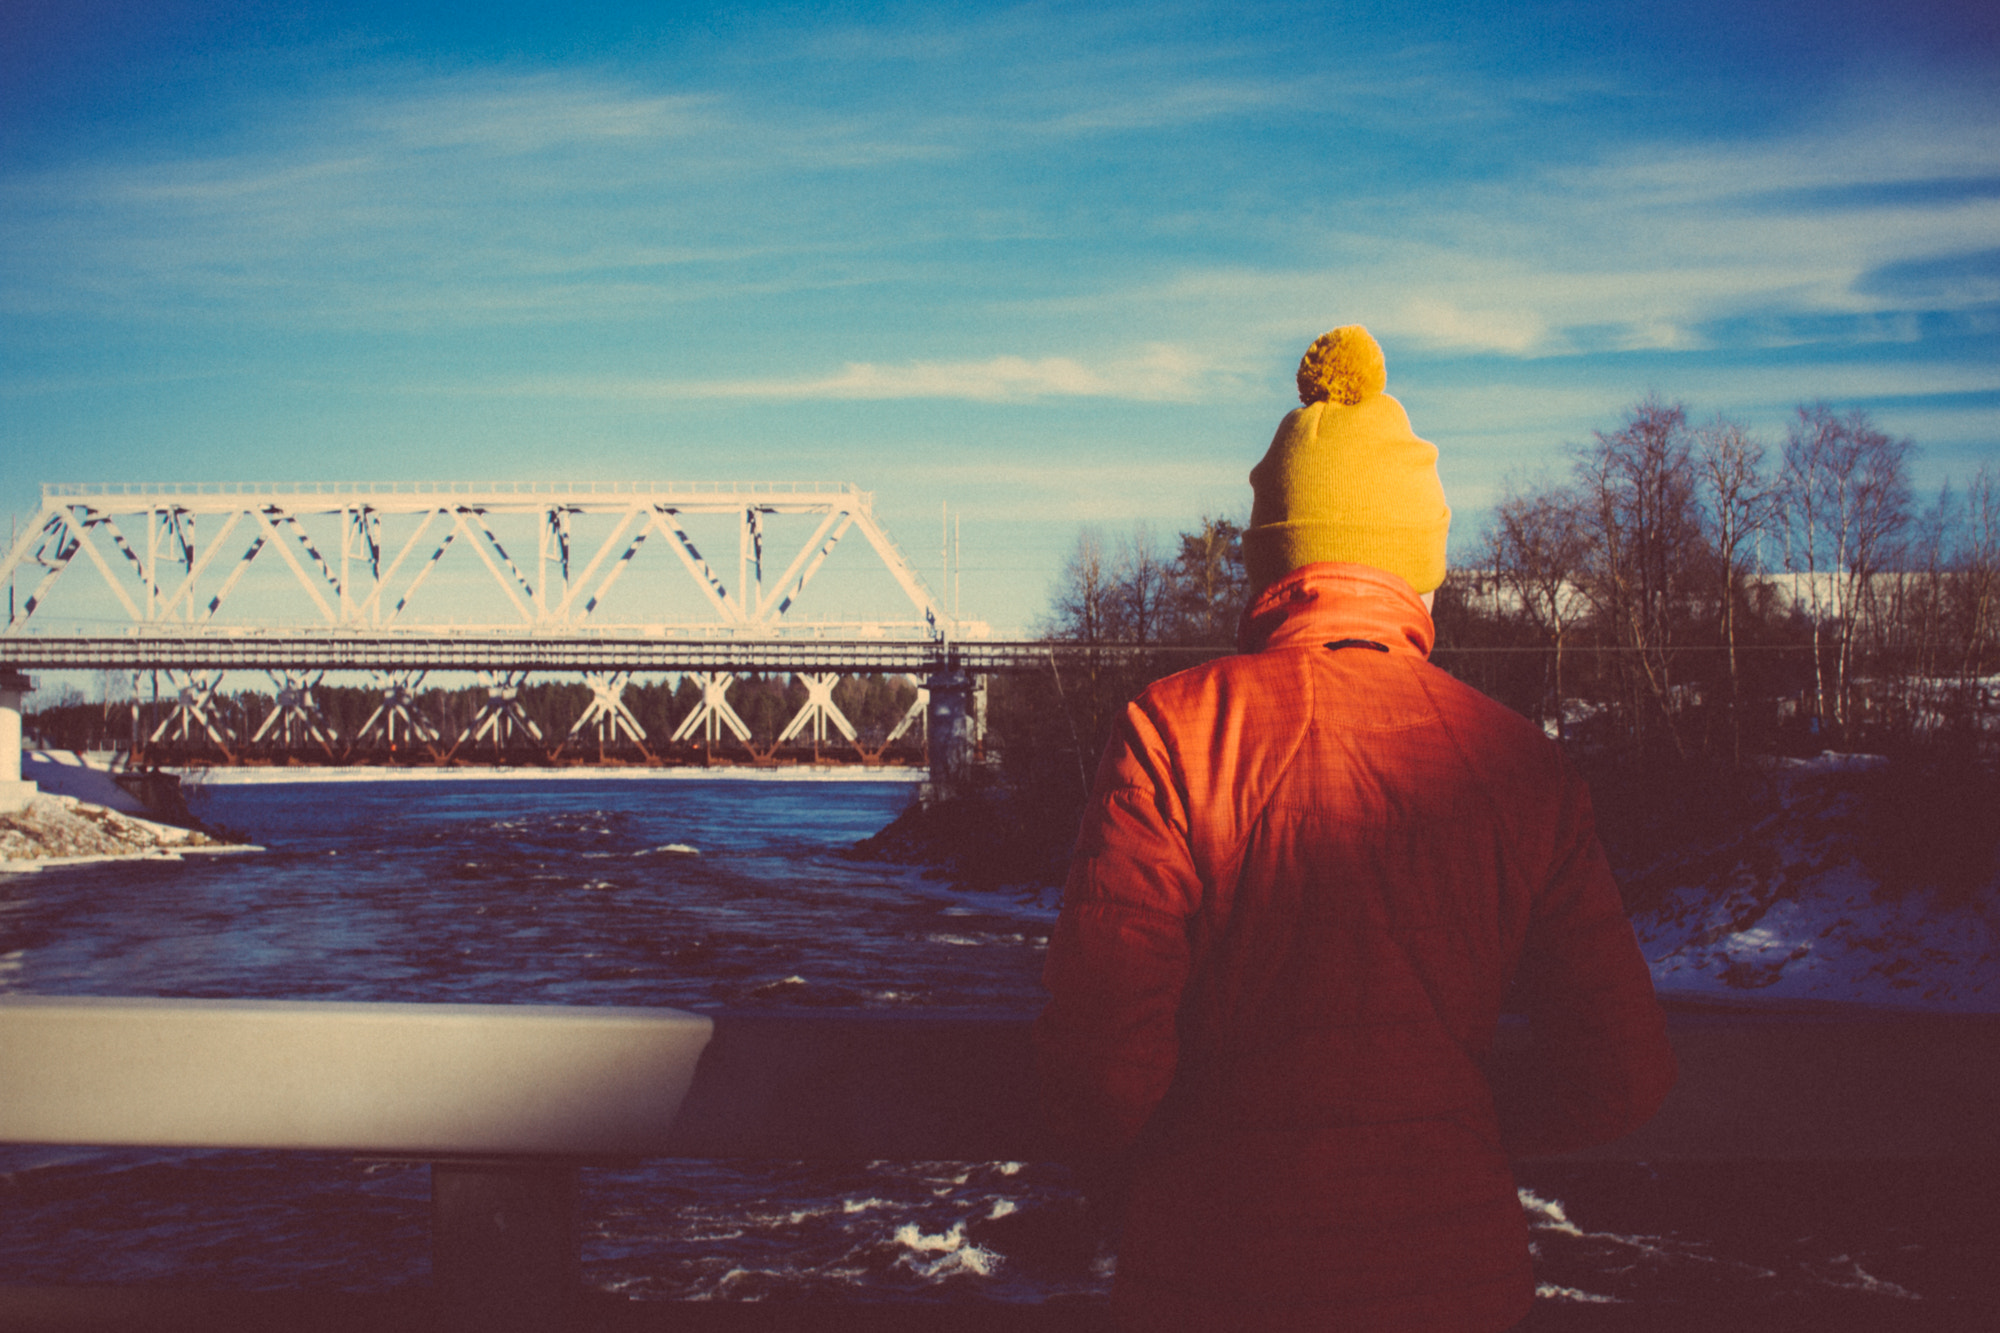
[1632,753,2000,1013]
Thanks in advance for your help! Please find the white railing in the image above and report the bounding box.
[42,481,868,503]
[2,998,1996,1329]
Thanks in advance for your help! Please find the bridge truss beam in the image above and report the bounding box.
[1,482,953,641]
[40,666,947,768]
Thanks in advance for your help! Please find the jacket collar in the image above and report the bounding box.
[1237,562,1435,659]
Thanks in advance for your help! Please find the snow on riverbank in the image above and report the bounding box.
[0,792,248,872]
[1633,753,1999,1013]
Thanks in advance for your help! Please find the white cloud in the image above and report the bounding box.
[349,79,722,153]
[1039,72,2000,370]
[1392,298,1550,356]
[466,344,1234,403]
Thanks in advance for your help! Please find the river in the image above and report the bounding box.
[0,776,1989,1322]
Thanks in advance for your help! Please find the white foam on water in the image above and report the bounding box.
[892,1221,1002,1279]
[1521,1188,1780,1281]
[894,1222,966,1254]
[1535,1283,1625,1303]
[1517,1189,1583,1237]
[1808,1256,1922,1301]
[705,1262,869,1298]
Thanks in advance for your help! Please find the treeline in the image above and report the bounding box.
[980,398,1998,885]
[984,518,1254,879]
[1464,398,1995,763]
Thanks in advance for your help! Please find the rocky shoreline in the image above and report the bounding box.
[847,792,1068,893]
[0,792,246,871]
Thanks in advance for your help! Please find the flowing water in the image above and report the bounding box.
[0,776,1990,1321]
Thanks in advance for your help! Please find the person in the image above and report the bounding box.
[1034,326,1677,1331]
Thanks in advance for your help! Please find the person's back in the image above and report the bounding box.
[1035,327,1675,1331]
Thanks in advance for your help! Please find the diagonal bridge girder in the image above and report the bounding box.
[1,482,954,641]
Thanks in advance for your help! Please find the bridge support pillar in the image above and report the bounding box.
[923,669,984,801]
[249,671,336,756]
[150,670,236,759]
[670,673,752,750]
[356,671,439,755]
[0,670,36,814]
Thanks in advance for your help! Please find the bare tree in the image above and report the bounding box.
[1780,404,1913,739]
[1044,526,1131,778]
[1049,527,1113,644]
[1572,397,1706,755]
[1112,523,1171,645]
[1170,516,1247,647]
[1693,416,1775,761]
[1893,483,1956,695]
[1955,465,1999,684]
[1487,481,1589,736]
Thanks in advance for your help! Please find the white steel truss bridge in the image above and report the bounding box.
[2,481,957,640]
[0,481,1187,766]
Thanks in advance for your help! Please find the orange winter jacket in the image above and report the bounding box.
[1036,563,1675,1332]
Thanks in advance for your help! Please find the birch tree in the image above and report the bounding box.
[1487,482,1589,736]
[1573,398,1705,755]
[1693,415,1775,761]
[1780,404,1913,738]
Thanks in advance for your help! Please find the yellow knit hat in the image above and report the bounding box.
[1243,325,1451,594]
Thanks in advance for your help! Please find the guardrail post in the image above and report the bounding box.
[431,1161,579,1332]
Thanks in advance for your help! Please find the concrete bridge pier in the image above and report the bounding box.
[0,670,36,814]
[922,668,986,801]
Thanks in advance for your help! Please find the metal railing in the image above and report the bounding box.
[0,635,1206,673]
[2,997,1997,1330]
[42,481,870,503]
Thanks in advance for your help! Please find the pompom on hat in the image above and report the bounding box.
[1244,325,1451,595]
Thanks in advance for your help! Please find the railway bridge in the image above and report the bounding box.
[0,481,1171,796]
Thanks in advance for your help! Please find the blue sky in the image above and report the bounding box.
[3,0,1996,633]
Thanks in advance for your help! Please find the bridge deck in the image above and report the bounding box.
[0,635,1217,673]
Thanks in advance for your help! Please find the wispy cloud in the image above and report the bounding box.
[4,23,1996,404]
[349,78,723,153]
[691,346,1226,402]
[1062,72,2000,366]
[460,344,1235,403]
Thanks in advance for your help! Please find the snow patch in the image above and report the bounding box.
[1632,757,1999,1012]
[0,792,251,870]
